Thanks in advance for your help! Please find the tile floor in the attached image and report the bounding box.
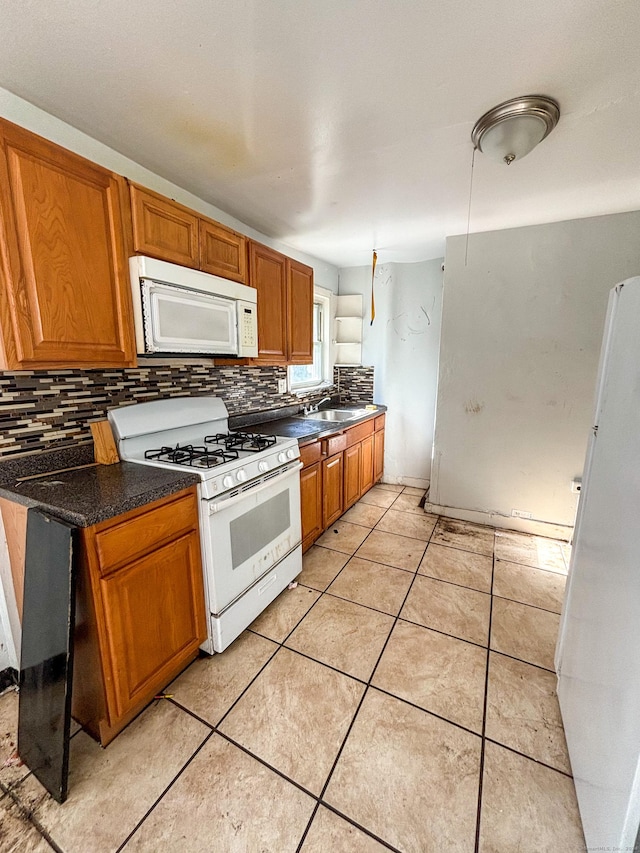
[0,485,587,852]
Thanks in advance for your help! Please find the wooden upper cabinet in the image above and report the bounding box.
[250,241,288,363]
[0,119,136,369]
[287,258,314,364]
[249,242,314,365]
[129,184,199,268]
[129,183,248,283]
[200,218,247,283]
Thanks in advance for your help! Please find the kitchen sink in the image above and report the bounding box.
[298,408,371,422]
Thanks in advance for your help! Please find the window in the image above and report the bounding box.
[288,288,332,391]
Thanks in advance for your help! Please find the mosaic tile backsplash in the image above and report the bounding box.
[0,362,375,459]
[334,365,374,406]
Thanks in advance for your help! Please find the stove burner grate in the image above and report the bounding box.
[205,431,278,453]
[144,444,239,468]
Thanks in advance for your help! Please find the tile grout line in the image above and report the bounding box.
[114,501,505,850]
[294,502,431,852]
[294,520,433,851]
[214,491,419,737]
[473,532,496,853]
[483,737,574,779]
[114,731,215,853]
[0,777,65,853]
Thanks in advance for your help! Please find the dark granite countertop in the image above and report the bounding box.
[243,404,387,444]
[0,403,386,527]
[0,462,199,527]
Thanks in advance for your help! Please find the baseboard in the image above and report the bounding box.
[424,502,572,541]
[382,477,430,490]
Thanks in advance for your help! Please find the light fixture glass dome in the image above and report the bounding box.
[471,96,560,165]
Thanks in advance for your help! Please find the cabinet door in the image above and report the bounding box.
[360,434,374,495]
[99,529,205,722]
[0,119,136,369]
[374,428,385,483]
[300,462,322,552]
[344,443,361,510]
[130,184,199,268]
[250,241,287,362]
[200,219,248,283]
[287,258,313,364]
[322,452,344,528]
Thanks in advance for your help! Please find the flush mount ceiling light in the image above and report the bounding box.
[471,95,560,165]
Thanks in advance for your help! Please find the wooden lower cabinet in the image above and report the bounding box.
[73,487,206,745]
[361,433,375,493]
[300,461,322,551]
[322,452,344,529]
[344,443,361,510]
[299,413,386,553]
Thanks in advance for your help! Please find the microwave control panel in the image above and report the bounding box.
[238,301,258,357]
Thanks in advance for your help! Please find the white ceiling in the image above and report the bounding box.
[1,0,640,268]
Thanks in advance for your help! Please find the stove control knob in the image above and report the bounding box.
[236,468,247,482]
[286,448,295,460]
[258,461,269,473]
[278,452,286,464]
[222,475,234,489]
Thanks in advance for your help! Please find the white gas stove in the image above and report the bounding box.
[109,396,302,653]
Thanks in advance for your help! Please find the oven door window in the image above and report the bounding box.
[201,470,302,613]
[230,490,290,569]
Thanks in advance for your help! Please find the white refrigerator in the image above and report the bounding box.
[556,276,640,850]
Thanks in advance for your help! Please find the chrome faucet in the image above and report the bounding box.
[303,396,332,415]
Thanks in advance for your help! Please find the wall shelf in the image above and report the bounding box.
[334,295,363,366]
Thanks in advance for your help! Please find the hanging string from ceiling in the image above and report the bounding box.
[370,249,377,326]
[464,146,476,267]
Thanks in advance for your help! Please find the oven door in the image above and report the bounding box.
[199,462,302,614]
[141,279,238,355]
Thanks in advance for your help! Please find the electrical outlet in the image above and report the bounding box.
[511,509,532,519]
[278,379,287,394]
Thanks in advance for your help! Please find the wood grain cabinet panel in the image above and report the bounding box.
[129,184,199,268]
[300,462,323,552]
[0,118,136,369]
[99,531,204,721]
[249,241,288,363]
[322,452,344,528]
[200,219,247,282]
[286,258,314,364]
[74,487,206,745]
[344,443,361,510]
[360,433,375,495]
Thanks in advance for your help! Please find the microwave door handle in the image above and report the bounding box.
[207,461,302,515]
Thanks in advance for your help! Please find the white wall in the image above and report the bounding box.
[339,260,443,487]
[0,87,339,294]
[431,211,640,536]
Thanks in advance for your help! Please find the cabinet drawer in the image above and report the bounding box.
[374,414,386,431]
[299,441,321,468]
[345,419,374,447]
[321,433,347,457]
[94,490,198,574]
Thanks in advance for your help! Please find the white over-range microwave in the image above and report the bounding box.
[129,255,258,357]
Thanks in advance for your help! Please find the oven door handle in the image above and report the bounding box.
[207,461,303,515]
